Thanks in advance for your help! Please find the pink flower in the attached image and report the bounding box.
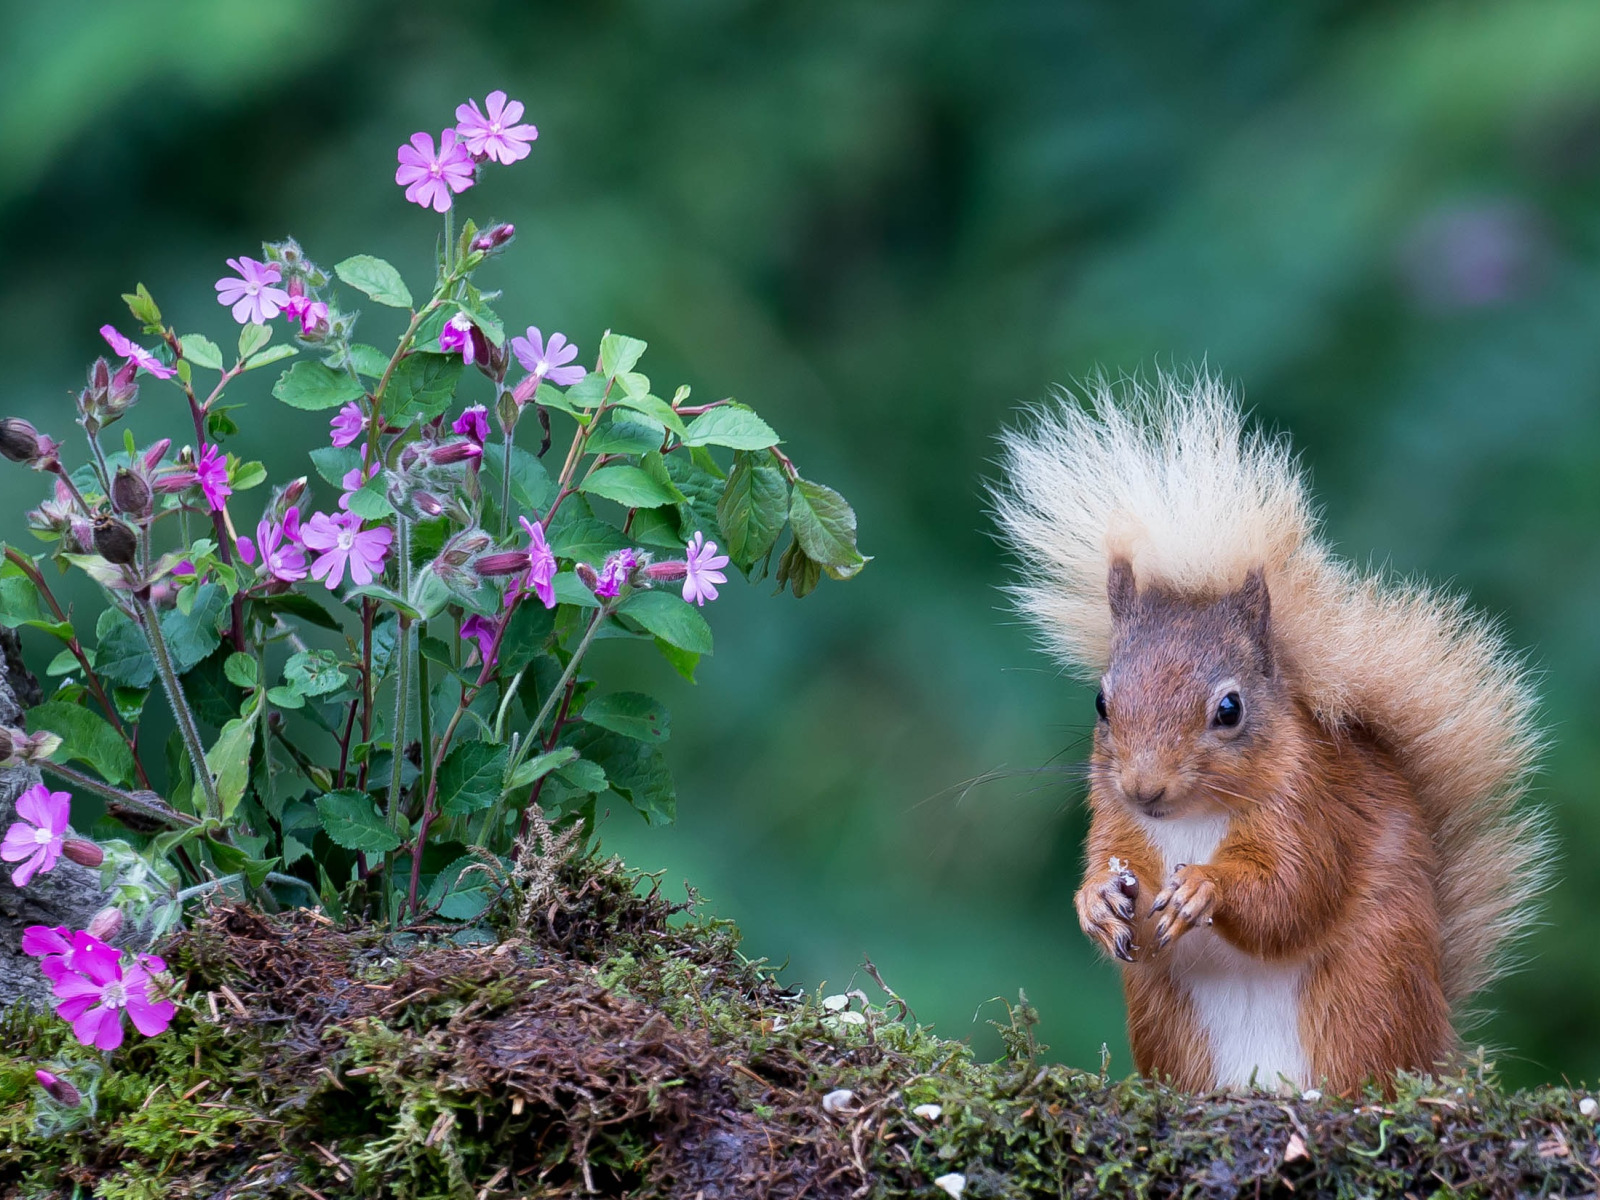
[22,924,78,982]
[236,535,257,564]
[284,294,329,337]
[51,933,174,1050]
[2,784,70,887]
[35,1069,81,1107]
[439,313,479,364]
[454,91,539,165]
[338,457,381,510]
[593,548,638,600]
[215,257,290,326]
[459,614,499,664]
[518,516,558,608]
[682,531,730,606]
[330,402,367,449]
[395,129,475,213]
[99,326,175,380]
[302,511,393,589]
[452,405,489,447]
[196,443,231,512]
[511,327,585,389]
[257,509,308,583]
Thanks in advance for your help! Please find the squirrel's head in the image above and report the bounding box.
[1091,558,1289,821]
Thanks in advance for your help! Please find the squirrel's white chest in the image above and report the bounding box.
[1138,813,1311,1092]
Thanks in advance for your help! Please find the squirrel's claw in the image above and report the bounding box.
[1150,864,1217,950]
[1076,861,1142,964]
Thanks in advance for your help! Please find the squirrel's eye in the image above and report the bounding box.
[1214,692,1243,728]
[1095,690,1108,721]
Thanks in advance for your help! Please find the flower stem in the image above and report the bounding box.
[37,760,198,828]
[500,426,515,537]
[385,518,413,836]
[133,593,220,821]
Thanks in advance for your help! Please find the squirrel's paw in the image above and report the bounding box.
[1150,864,1217,950]
[1075,862,1139,963]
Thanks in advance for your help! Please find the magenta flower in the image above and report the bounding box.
[593,548,639,600]
[439,313,479,364]
[2,784,70,888]
[236,534,257,564]
[682,531,730,606]
[452,405,489,447]
[395,129,476,213]
[329,401,367,449]
[302,511,393,589]
[455,91,539,165]
[284,293,329,337]
[215,257,290,325]
[257,510,308,583]
[459,613,499,664]
[338,457,381,510]
[99,326,175,380]
[511,327,585,389]
[22,924,94,984]
[519,516,558,608]
[196,443,231,512]
[51,933,174,1050]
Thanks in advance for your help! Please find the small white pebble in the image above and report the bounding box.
[933,1173,966,1198]
[1301,1089,1322,1102]
[837,1011,867,1026]
[822,994,850,1012]
[1581,1097,1597,1118]
[913,1103,943,1121]
[822,1088,855,1115]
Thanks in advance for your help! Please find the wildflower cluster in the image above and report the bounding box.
[0,91,866,1080]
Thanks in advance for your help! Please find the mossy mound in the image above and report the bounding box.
[2,856,1597,1198]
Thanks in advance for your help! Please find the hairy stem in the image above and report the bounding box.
[37,760,198,828]
[133,593,220,821]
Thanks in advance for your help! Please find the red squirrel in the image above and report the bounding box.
[993,376,1548,1094]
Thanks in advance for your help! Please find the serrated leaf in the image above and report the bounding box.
[348,343,390,378]
[775,538,822,598]
[585,415,665,457]
[335,255,413,308]
[161,582,227,673]
[600,333,647,378]
[425,855,496,920]
[482,444,555,514]
[316,789,401,853]
[231,461,268,491]
[504,746,579,791]
[202,705,259,820]
[789,478,866,571]
[437,740,510,817]
[583,692,670,744]
[94,608,154,688]
[546,503,630,563]
[238,322,272,361]
[567,725,676,826]
[273,361,366,411]
[223,653,258,689]
[609,391,688,437]
[618,591,713,655]
[384,355,463,422]
[249,592,343,633]
[579,465,682,509]
[345,474,396,520]
[682,406,780,451]
[718,455,788,567]
[244,343,298,371]
[27,700,135,787]
[180,334,224,371]
[284,650,349,697]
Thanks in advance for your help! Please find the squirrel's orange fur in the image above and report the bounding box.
[992,374,1548,1094]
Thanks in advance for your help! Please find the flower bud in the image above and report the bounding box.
[0,726,14,761]
[511,374,540,407]
[142,437,172,469]
[66,518,94,554]
[479,337,510,382]
[109,360,140,407]
[277,476,308,510]
[62,839,105,869]
[497,388,521,433]
[17,730,61,764]
[92,515,139,566]
[440,529,494,568]
[35,1071,81,1109]
[86,906,123,941]
[473,550,531,578]
[411,491,445,517]
[153,471,198,494]
[429,440,482,466]
[0,418,43,464]
[574,562,600,592]
[642,560,688,584]
[471,222,516,252]
[111,468,153,520]
[89,357,111,399]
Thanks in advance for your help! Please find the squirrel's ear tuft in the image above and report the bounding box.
[1234,566,1273,666]
[1108,557,1137,623]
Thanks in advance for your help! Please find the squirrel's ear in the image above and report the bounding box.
[1108,557,1137,623]
[1234,566,1273,664]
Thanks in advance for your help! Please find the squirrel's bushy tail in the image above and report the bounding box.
[993,371,1549,1012]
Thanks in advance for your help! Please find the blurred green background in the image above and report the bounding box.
[2,0,1598,1088]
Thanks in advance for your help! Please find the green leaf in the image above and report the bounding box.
[618,591,713,655]
[568,726,676,826]
[335,254,414,308]
[628,507,683,550]
[179,334,224,371]
[283,650,349,697]
[244,343,298,371]
[348,343,390,378]
[682,406,780,451]
[202,705,259,820]
[345,474,396,520]
[27,700,135,787]
[273,361,365,411]
[499,602,557,675]
[556,757,609,795]
[181,650,246,727]
[266,686,304,709]
[583,692,670,744]
[122,283,160,327]
[316,789,402,853]
[788,478,867,576]
[436,740,510,817]
[345,584,422,621]
[0,577,44,629]
[775,539,822,598]
[384,355,463,423]
[249,592,343,633]
[223,653,258,689]
[579,465,683,510]
[585,415,665,457]
[308,444,362,488]
[231,461,268,491]
[482,444,555,514]
[600,333,648,378]
[504,746,579,791]
[654,637,699,683]
[609,391,689,438]
[161,582,227,673]
[718,454,789,567]
[45,647,83,677]
[209,841,279,891]
[547,502,631,563]
[94,609,154,688]
[425,855,496,920]
[238,322,272,361]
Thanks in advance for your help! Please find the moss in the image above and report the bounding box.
[2,856,1598,1198]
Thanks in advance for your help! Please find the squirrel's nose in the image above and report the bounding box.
[1120,772,1168,809]
[1132,785,1167,808]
